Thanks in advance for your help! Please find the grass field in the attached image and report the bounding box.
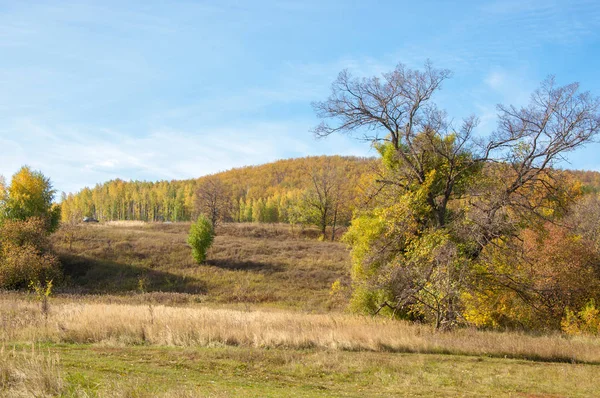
[51,222,350,311]
[2,221,599,397]
[3,295,600,397]
[4,343,600,397]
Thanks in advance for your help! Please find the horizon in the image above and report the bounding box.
[2,0,600,195]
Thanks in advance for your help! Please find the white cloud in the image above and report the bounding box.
[478,67,536,111]
[484,71,506,91]
[0,118,371,196]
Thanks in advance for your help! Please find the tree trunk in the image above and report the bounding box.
[331,207,338,242]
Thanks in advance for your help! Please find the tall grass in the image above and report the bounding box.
[2,297,600,364]
[0,345,63,397]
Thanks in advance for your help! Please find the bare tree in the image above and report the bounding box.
[312,60,452,150]
[314,63,600,240]
[301,159,347,240]
[195,176,231,230]
[468,77,600,252]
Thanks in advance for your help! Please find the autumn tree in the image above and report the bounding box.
[567,192,600,251]
[0,168,62,289]
[0,176,6,216]
[314,61,600,328]
[0,217,61,289]
[195,176,232,229]
[461,222,600,330]
[1,166,60,232]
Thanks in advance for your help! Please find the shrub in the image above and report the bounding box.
[562,300,600,336]
[0,218,61,289]
[187,215,214,264]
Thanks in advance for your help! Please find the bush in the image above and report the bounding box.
[0,218,61,289]
[187,215,214,264]
[562,300,600,336]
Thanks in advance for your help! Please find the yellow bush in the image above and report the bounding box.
[562,300,600,336]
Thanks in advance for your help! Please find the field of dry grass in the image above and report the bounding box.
[51,222,350,311]
[2,295,600,364]
[2,294,600,396]
[3,221,599,396]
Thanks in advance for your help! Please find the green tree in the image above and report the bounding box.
[187,215,215,264]
[264,196,279,223]
[243,197,253,222]
[252,198,265,222]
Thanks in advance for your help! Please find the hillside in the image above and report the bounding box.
[60,155,600,227]
[567,169,600,192]
[60,155,378,225]
[51,222,351,311]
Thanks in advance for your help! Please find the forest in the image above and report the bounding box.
[60,155,377,239]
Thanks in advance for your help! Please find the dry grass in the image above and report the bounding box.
[0,345,63,397]
[104,220,149,227]
[50,222,351,311]
[2,296,600,364]
[4,221,599,396]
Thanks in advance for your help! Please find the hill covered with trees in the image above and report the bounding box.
[60,155,378,238]
[60,156,600,226]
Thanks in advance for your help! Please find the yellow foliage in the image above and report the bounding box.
[562,300,600,336]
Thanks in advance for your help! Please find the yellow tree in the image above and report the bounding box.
[2,166,60,232]
[0,176,6,210]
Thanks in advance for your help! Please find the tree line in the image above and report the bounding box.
[60,156,377,239]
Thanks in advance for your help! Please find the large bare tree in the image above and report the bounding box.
[313,62,600,326]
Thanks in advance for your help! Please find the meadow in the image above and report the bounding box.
[2,222,600,397]
[52,222,350,311]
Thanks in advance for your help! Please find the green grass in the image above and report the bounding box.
[6,343,598,397]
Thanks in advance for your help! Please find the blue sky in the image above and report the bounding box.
[1,0,600,195]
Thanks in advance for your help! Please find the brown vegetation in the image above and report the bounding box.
[50,222,351,311]
[0,345,63,397]
[2,296,600,364]
[0,218,61,289]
